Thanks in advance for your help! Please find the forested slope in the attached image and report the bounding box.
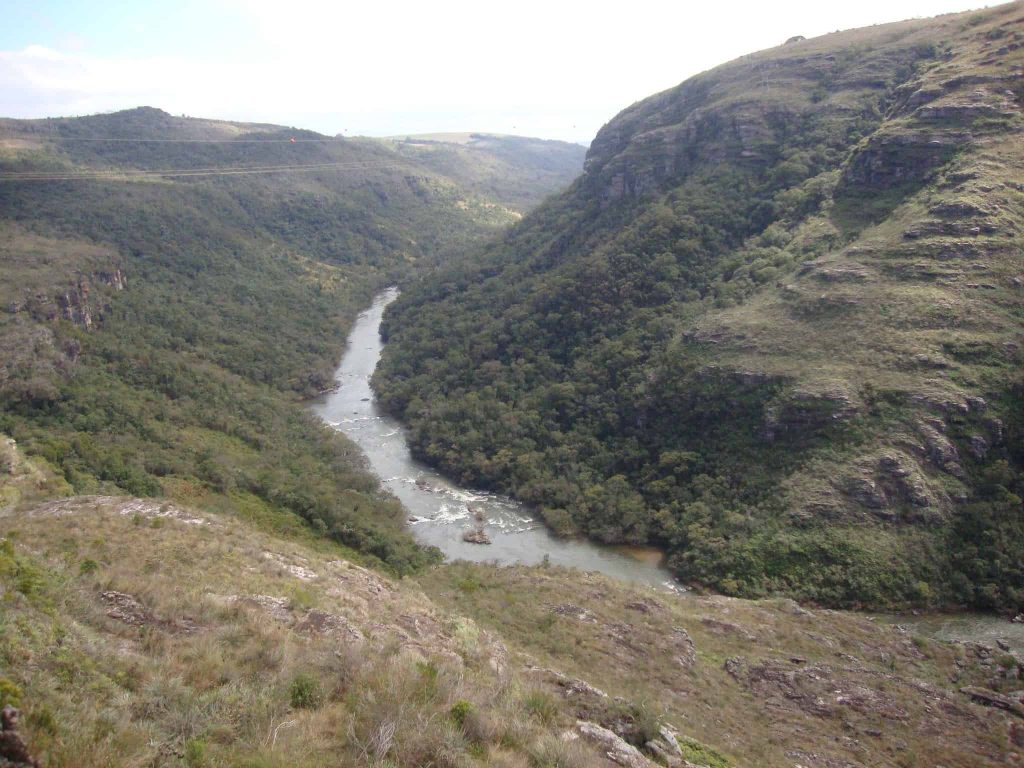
[375,3,1024,608]
[0,107,582,573]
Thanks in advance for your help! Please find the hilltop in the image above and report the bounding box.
[374,3,1024,610]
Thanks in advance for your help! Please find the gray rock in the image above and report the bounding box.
[969,434,990,460]
[576,720,654,768]
[646,724,685,767]
[845,477,888,509]
[671,626,697,667]
[916,421,964,477]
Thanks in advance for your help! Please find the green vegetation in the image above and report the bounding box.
[0,107,583,575]
[375,4,1024,608]
[378,132,587,214]
[289,673,325,710]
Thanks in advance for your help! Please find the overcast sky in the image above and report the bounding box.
[0,0,995,144]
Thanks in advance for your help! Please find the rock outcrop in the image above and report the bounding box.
[573,720,655,768]
[0,706,40,768]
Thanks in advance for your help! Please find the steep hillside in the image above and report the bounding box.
[375,4,1024,609]
[0,487,1018,767]
[0,107,579,575]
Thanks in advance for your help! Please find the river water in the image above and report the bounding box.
[310,288,677,590]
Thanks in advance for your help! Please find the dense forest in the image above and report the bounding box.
[375,4,1024,609]
[0,107,584,574]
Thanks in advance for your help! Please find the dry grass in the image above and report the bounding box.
[0,467,1018,767]
[0,491,619,767]
[419,561,1020,768]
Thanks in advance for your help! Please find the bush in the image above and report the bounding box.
[450,699,472,727]
[523,690,558,725]
[184,738,208,767]
[0,678,23,708]
[289,673,324,710]
[678,736,733,768]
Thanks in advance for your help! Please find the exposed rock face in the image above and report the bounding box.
[844,477,889,510]
[574,720,654,768]
[294,609,365,641]
[700,616,758,642]
[763,387,860,442]
[969,434,991,460]
[916,421,964,477]
[548,603,597,623]
[645,724,686,767]
[101,590,199,634]
[525,666,609,700]
[0,706,41,768]
[725,657,933,723]
[961,686,1024,718]
[837,130,964,192]
[877,454,933,509]
[670,626,697,668]
[13,268,126,331]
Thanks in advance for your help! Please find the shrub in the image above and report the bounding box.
[450,699,472,727]
[523,690,558,725]
[678,736,733,768]
[184,738,208,767]
[287,585,315,612]
[0,678,23,708]
[526,734,592,768]
[27,705,58,736]
[289,673,324,710]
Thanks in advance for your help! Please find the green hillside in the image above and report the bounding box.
[0,107,582,575]
[374,3,1024,610]
[376,132,588,215]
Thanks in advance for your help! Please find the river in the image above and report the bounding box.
[310,287,677,590]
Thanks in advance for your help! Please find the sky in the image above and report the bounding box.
[0,0,996,144]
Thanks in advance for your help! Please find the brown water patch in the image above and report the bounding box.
[611,545,666,567]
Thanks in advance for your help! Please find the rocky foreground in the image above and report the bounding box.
[0,489,1020,766]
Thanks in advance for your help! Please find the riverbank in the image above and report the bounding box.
[310,288,678,590]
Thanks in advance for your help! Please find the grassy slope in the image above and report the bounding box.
[373,4,1024,609]
[0,481,1017,767]
[0,107,583,575]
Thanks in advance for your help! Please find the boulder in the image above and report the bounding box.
[646,724,686,767]
[462,527,492,545]
[575,720,654,768]
[844,477,889,509]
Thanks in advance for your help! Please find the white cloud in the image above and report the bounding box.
[0,0,990,141]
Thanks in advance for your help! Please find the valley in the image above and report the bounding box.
[1,3,1023,766]
[311,287,675,587]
